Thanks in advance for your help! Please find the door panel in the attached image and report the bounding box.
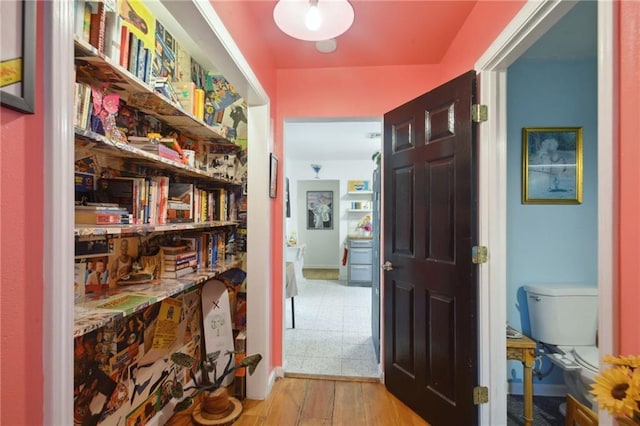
[383,70,478,426]
[392,166,414,256]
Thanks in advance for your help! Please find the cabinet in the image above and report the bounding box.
[71,3,248,424]
[347,238,373,287]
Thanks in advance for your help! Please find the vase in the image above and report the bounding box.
[201,387,229,416]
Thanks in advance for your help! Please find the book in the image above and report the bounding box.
[174,81,196,115]
[75,209,130,225]
[119,24,130,69]
[94,177,146,224]
[88,1,106,53]
[102,6,120,62]
[167,182,193,223]
[162,250,197,261]
[160,264,196,279]
[163,258,197,272]
[127,31,139,76]
[194,88,205,121]
[74,0,88,40]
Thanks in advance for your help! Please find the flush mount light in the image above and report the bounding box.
[315,38,337,53]
[273,0,355,42]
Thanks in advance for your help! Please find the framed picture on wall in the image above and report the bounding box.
[522,127,583,204]
[306,190,333,230]
[269,153,278,198]
[0,0,36,114]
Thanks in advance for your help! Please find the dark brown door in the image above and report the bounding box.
[383,71,478,425]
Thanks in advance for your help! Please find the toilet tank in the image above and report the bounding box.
[524,283,598,346]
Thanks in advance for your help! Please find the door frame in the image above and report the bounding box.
[474,1,615,425]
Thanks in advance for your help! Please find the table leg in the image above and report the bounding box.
[291,297,295,329]
[523,348,534,426]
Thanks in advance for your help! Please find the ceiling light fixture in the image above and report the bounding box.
[273,0,355,42]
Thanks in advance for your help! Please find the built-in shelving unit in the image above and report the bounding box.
[70,2,253,423]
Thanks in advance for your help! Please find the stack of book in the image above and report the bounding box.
[160,246,197,279]
[75,203,131,225]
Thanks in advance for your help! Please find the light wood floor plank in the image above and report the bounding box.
[332,381,366,426]
[299,379,335,422]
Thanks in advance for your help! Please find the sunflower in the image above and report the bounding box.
[591,366,639,417]
[604,354,640,369]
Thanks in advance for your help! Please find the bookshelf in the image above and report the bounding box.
[71,2,255,424]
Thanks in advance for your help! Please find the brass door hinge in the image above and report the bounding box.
[473,386,489,404]
[472,104,488,123]
[472,246,488,264]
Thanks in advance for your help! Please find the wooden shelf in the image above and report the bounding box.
[74,220,238,237]
[346,209,372,213]
[74,38,235,146]
[347,191,373,195]
[74,259,240,337]
[75,128,241,187]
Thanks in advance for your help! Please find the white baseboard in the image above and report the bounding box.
[274,366,285,378]
[508,382,568,397]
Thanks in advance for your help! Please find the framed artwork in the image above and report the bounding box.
[0,0,36,114]
[522,127,583,204]
[307,190,333,230]
[269,153,278,198]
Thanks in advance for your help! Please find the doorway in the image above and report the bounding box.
[282,118,382,378]
[476,1,614,424]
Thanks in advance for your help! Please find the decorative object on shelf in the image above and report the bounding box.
[273,0,354,42]
[355,215,372,236]
[347,180,370,192]
[0,0,36,113]
[168,350,262,422]
[269,153,278,198]
[306,190,333,230]
[590,354,640,425]
[311,163,322,179]
[522,127,583,204]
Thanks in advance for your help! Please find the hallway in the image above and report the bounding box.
[284,278,379,378]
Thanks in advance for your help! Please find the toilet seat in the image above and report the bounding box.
[557,345,599,374]
[571,346,599,374]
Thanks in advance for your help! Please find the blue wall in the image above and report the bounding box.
[506,58,598,390]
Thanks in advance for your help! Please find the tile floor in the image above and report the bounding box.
[284,278,380,378]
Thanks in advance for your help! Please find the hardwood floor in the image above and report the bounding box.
[165,377,429,426]
[235,377,430,426]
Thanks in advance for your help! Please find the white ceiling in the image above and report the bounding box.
[283,1,596,164]
[284,118,382,162]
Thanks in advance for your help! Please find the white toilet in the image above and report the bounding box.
[524,283,598,410]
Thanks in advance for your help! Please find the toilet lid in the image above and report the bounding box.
[571,346,599,373]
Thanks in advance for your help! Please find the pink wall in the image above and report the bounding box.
[0,2,636,424]
[618,1,640,355]
[0,3,44,425]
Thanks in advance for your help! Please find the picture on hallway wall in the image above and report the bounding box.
[307,190,333,230]
[522,127,583,204]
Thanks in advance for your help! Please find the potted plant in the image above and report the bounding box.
[166,350,262,423]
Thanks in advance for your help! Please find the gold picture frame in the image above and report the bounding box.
[522,127,583,204]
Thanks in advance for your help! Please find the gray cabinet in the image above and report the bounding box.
[347,238,372,286]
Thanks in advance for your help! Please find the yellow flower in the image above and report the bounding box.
[591,366,639,417]
[604,354,640,369]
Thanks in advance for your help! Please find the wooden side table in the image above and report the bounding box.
[506,333,537,426]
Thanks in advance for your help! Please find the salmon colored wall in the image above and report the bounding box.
[618,1,640,355]
[0,3,44,425]
[439,0,526,81]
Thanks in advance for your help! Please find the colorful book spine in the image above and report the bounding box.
[119,25,130,69]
